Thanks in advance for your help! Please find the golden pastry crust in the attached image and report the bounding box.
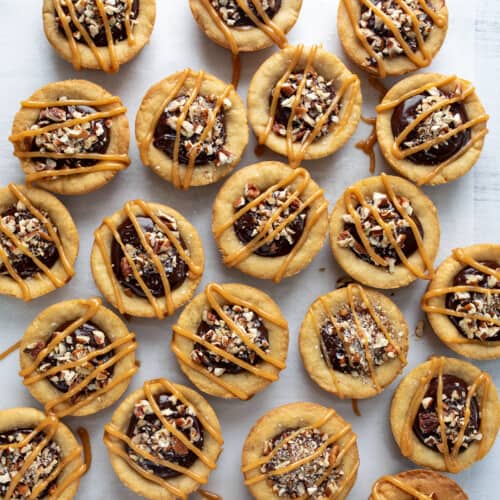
[0,407,83,499]
[172,283,289,399]
[299,285,408,399]
[0,184,79,301]
[189,0,303,52]
[42,0,156,72]
[19,298,137,417]
[247,45,362,161]
[369,469,468,500]
[105,381,223,500]
[377,73,488,186]
[338,0,448,77]
[91,200,204,318]
[329,174,440,289]
[212,162,328,281]
[424,244,500,360]
[135,70,248,189]
[10,79,130,195]
[390,357,500,473]
[241,402,359,499]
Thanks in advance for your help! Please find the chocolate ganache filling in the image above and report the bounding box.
[413,374,482,453]
[111,215,188,298]
[126,393,204,479]
[391,88,470,165]
[445,261,500,342]
[211,0,281,28]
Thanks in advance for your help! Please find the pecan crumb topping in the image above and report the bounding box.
[211,0,281,28]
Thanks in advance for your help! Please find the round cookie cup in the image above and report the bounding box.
[136,70,248,189]
[0,184,79,301]
[189,0,303,53]
[424,244,500,360]
[248,45,362,161]
[299,286,409,399]
[91,201,204,318]
[369,469,468,500]
[0,407,84,500]
[337,0,448,77]
[105,381,223,500]
[172,283,289,400]
[212,161,328,281]
[42,0,157,72]
[377,73,488,186]
[19,298,137,417]
[390,357,500,473]
[329,174,440,289]
[241,402,359,499]
[10,79,130,195]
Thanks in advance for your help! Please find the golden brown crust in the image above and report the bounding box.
[19,298,136,417]
[247,45,362,160]
[135,70,248,188]
[0,184,79,300]
[299,286,408,399]
[106,381,223,500]
[10,79,130,195]
[329,175,440,289]
[172,283,289,399]
[377,73,488,186]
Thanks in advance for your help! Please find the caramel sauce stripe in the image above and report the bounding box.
[54,0,82,70]
[0,245,30,300]
[124,0,134,44]
[371,475,433,500]
[95,0,118,72]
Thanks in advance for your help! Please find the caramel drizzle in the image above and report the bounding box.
[9,96,129,185]
[138,69,234,190]
[400,356,492,473]
[0,414,88,499]
[95,200,202,319]
[198,0,288,87]
[0,184,74,301]
[376,75,489,185]
[344,173,434,279]
[342,0,446,78]
[356,116,377,174]
[172,283,287,400]
[53,0,135,72]
[422,248,500,344]
[242,408,358,495]
[213,167,328,283]
[0,341,21,362]
[104,378,223,500]
[313,284,406,398]
[371,475,434,500]
[198,489,222,500]
[19,298,138,418]
[257,44,359,167]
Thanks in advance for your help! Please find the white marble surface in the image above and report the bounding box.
[0,1,498,499]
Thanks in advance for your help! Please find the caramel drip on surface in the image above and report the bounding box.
[343,174,434,280]
[0,340,21,361]
[422,248,500,344]
[368,76,388,98]
[213,167,328,283]
[0,414,86,499]
[399,356,492,473]
[258,44,359,167]
[199,489,222,500]
[356,116,377,173]
[0,184,74,301]
[104,378,223,500]
[95,200,202,319]
[173,283,286,398]
[371,475,433,500]
[351,399,361,417]
[19,298,138,418]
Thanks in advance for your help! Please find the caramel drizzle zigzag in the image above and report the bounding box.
[0,414,88,500]
[344,173,434,280]
[422,249,500,344]
[172,283,287,400]
[95,200,202,319]
[342,0,447,78]
[371,475,434,500]
[9,96,129,184]
[104,378,223,500]
[376,75,489,185]
[257,44,359,168]
[19,298,138,418]
[400,356,492,473]
[0,184,74,301]
[213,167,328,283]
